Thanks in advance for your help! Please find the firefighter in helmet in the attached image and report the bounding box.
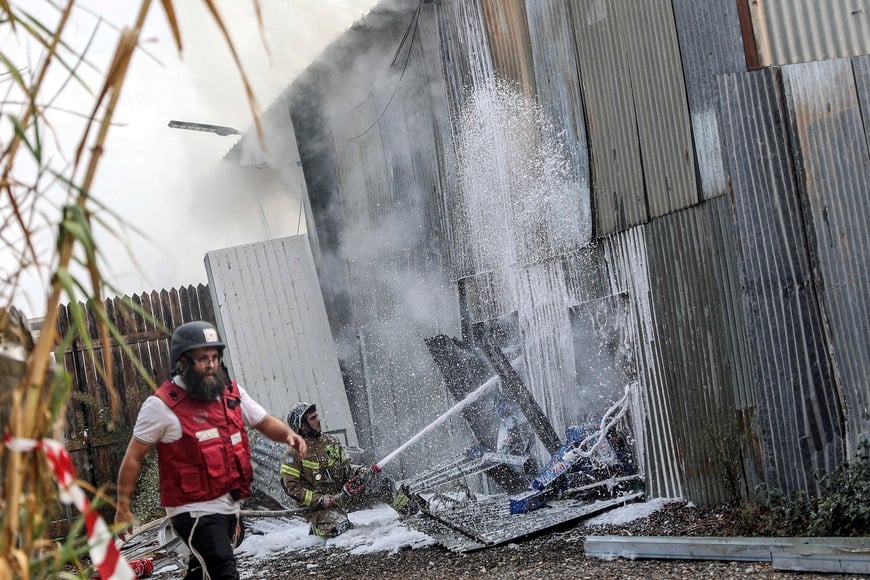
[115,321,307,579]
[280,401,416,538]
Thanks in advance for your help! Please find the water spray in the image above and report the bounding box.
[343,373,501,495]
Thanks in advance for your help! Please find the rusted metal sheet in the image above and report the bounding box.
[644,199,752,505]
[204,235,358,446]
[781,58,870,457]
[748,0,870,66]
[718,67,844,494]
[671,0,747,199]
[480,0,535,98]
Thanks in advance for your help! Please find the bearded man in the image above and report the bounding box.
[115,321,307,580]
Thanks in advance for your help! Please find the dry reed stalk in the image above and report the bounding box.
[0,1,264,576]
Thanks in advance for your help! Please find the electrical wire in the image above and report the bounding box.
[342,0,424,141]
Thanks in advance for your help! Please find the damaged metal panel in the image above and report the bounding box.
[569,0,645,236]
[671,0,747,199]
[603,227,684,500]
[782,58,870,455]
[479,0,535,97]
[644,200,748,505]
[718,68,844,495]
[748,0,870,67]
[525,0,592,244]
[204,236,357,445]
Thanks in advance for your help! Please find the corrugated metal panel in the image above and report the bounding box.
[204,236,358,446]
[570,0,698,235]
[645,200,749,505]
[671,0,747,199]
[706,196,765,493]
[480,0,535,97]
[717,67,844,494]
[569,0,645,236]
[749,0,870,66]
[621,0,698,218]
[525,0,592,243]
[603,227,683,500]
[434,0,494,113]
[782,58,870,456]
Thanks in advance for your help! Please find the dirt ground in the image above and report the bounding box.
[228,500,867,580]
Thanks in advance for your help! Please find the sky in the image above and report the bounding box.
[145,499,674,577]
[4,0,380,318]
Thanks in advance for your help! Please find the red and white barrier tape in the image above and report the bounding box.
[3,434,134,580]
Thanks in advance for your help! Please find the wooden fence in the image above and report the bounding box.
[55,284,215,529]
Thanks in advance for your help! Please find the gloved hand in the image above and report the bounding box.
[343,463,381,496]
[320,494,342,508]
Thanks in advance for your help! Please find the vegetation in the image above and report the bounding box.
[0,1,262,577]
[734,442,870,537]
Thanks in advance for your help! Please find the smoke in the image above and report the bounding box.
[12,1,382,314]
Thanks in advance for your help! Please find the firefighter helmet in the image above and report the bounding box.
[170,321,226,365]
[287,402,316,432]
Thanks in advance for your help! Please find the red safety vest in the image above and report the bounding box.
[154,380,254,507]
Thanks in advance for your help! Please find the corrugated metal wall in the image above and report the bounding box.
[671,0,747,199]
[204,236,358,446]
[748,0,870,66]
[718,67,844,492]
[268,0,870,504]
[782,58,870,457]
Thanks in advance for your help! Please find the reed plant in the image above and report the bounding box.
[0,1,262,577]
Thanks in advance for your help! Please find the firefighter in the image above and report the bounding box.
[280,402,416,538]
[115,321,307,580]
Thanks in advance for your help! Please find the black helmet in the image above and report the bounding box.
[287,402,316,432]
[170,321,226,365]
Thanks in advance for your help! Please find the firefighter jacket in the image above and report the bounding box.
[154,379,254,507]
[280,433,357,508]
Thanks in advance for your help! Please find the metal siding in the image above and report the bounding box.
[525,0,592,245]
[480,0,536,96]
[783,58,870,455]
[569,0,646,236]
[646,202,748,505]
[603,228,684,500]
[622,0,699,218]
[718,68,844,494]
[707,195,766,493]
[749,0,870,66]
[671,0,748,199]
[205,236,357,446]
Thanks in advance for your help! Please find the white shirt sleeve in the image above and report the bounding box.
[132,382,267,444]
[239,384,269,427]
[132,395,181,444]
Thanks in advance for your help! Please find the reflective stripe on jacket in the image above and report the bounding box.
[280,433,356,507]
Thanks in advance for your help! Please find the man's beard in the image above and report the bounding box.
[183,365,229,401]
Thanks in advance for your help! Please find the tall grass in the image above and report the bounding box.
[0,1,262,576]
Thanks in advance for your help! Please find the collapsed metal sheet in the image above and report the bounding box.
[404,493,643,553]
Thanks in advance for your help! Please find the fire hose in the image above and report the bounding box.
[342,374,500,496]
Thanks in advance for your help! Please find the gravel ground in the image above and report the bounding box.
[228,500,868,580]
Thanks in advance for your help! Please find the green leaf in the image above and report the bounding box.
[7,113,41,162]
